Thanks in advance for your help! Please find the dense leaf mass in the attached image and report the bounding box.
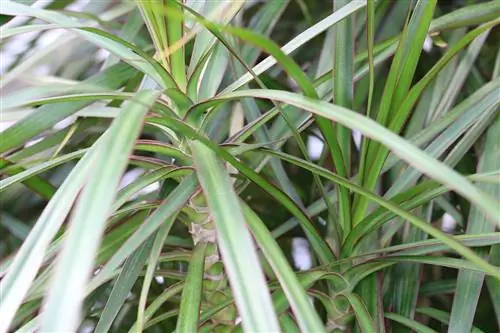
[0,0,499,332]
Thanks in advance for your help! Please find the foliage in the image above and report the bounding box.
[0,0,499,332]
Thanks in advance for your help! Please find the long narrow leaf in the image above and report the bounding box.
[191,140,280,332]
[176,242,207,332]
[196,89,500,222]
[40,91,159,332]
[448,115,499,333]
[242,203,325,333]
[94,237,154,333]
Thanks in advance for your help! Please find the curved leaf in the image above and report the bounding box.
[194,89,500,223]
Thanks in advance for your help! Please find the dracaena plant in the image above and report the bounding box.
[0,0,499,332]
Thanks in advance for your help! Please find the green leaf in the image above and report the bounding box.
[94,237,154,333]
[190,140,280,332]
[0,63,134,154]
[357,19,500,226]
[0,158,56,200]
[240,1,289,64]
[333,0,355,172]
[147,117,333,265]
[360,233,500,258]
[0,140,103,333]
[354,0,437,225]
[365,0,375,117]
[5,126,74,163]
[390,226,426,333]
[448,115,500,333]
[176,242,207,333]
[350,256,491,279]
[385,312,438,333]
[135,140,192,165]
[420,280,456,297]
[222,0,367,93]
[0,213,30,240]
[128,282,185,333]
[330,0,354,236]
[113,167,192,210]
[486,244,500,328]
[0,1,173,88]
[0,150,86,192]
[0,23,83,39]
[165,0,187,91]
[89,175,198,292]
[137,217,178,332]
[101,8,145,69]
[256,149,498,278]
[343,293,377,333]
[428,27,491,123]
[241,203,325,333]
[278,313,301,333]
[384,79,500,196]
[187,1,243,76]
[205,89,500,223]
[39,90,159,332]
[429,0,500,32]
[181,4,329,237]
[239,95,304,206]
[417,308,486,333]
